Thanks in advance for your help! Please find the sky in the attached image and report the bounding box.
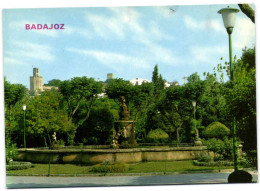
[3,4,255,88]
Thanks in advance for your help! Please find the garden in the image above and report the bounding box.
[5,48,257,176]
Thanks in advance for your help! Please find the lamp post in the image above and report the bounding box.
[218,6,240,171]
[23,105,27,148]
[192,101,202,146]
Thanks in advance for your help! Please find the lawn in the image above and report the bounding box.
[6,160,234,176]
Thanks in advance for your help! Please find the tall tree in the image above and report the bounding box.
[59,77,102,124]
[4,78,27,134]
[26,90,72,147]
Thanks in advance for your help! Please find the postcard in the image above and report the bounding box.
[2,2,257,189]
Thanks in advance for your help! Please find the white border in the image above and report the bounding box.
[0,0,259,191]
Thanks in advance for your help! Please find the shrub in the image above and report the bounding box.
[196,153,214,162]
[6,161,33,170]
[228,170,253,183]
[90,162,129,173]
[146,128,169,143]
[120,141,137,149]
[202,122,230,139]
[193,160,234,167]
[241,150,258,168]
[202,137,233,160]
[5,137,18,165]
[56,139,65,147]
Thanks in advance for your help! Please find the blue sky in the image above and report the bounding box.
[3,4,255,88]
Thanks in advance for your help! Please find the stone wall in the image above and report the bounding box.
[15,146,213,164]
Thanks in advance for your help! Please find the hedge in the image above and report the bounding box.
[6,162,33,170]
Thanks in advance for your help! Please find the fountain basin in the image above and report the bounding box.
[15,146,213,164]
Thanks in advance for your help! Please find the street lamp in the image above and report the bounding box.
[23,105,27,148]
[192,101,202,146]
[218,6,240,171]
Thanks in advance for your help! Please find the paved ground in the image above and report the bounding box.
[6,172,258,188]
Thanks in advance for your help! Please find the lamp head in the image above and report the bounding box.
[218,6,240,34]
[192,101,196,107]
[23,105,27,111]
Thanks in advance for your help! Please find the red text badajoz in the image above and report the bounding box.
[25,24,65,30]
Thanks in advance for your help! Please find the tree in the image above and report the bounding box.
[238,4,255,23]
[105,78,134,120]
[151,65,165,97]
[44,79,62,87]
[76,106,115,145]
[59,77,103,124]
[26,90,72,147]
[4,78,27,135]
[152,65,159,85]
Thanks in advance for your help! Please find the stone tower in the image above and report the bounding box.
[107,73,114,80]
[30,68,43,92]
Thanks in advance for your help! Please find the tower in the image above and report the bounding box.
[107,73,114,80]
[30,68,43,93]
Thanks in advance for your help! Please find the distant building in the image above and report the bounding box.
[130,78,150,85]
[107,73,114,80]
[165,81,179,88]
[30,68,43,93]
[30,68,58,94]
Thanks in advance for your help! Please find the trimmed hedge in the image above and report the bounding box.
[147,128,169,143]
[90,162,129,173]
[6,161,33,170]
[193,160,233,167]
[202,122,230,139]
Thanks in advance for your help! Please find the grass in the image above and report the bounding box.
[6,161,233,176]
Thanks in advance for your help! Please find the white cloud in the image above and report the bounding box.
[6,41,55,64]
[140,40,179,65]
[66,48,150,72]
[148,21,174,41]
[3,57,24,65]
[233,17,255,49]
[190,45,226,63]
[85,14,125,39]
[184,15,223,32]
[62,25,93,39]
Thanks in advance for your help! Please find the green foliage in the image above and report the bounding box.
[105,78,133,105]
[202,122,230,139]
[4,78,27,110]
[56,139,65,147]
[90,162,129,173]
[196,152,213,162]
[26,90,73,147]
[44,79,62,87]
[5,135,18,164]
[202,138,233,160]
[228,170,253,183]
[193,160,233,167]
[152,65,165,97]
[147,128,169,143]
[6,162,33,170]
[59,76,103,123]
[242,150,257,168]
[76,105,114,145]
[4,78,27,135]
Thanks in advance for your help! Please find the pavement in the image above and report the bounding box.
[6,172,258,188]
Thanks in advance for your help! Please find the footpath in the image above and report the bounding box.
[6,170,258,188]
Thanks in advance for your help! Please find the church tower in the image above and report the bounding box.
[30,68,43,93]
